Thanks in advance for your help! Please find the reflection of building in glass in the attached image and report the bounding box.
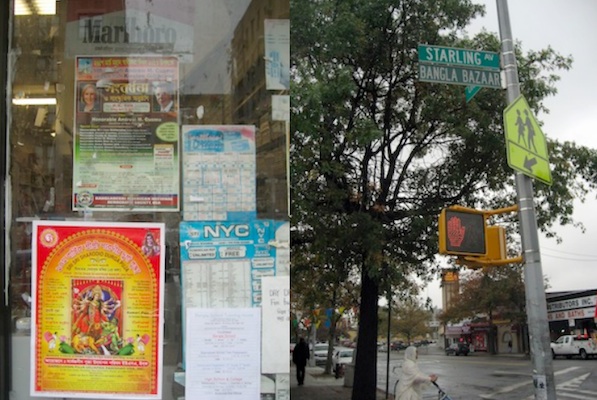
[231,0,289,219]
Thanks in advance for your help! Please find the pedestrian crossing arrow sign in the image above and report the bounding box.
[503,95,552,185]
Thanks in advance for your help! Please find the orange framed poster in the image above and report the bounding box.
[30,221,165,399]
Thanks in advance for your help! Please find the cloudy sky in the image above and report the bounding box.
[426,0,597,308]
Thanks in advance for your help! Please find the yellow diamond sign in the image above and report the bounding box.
[503,95,552,185]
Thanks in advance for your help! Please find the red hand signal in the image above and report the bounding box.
[447,216,466,247]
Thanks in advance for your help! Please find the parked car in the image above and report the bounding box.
[391,341,407,351]
[445,342,470,356]
[333,347,355,366]
[313,343,332,366]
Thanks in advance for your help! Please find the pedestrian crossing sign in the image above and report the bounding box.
[503,95,552,185]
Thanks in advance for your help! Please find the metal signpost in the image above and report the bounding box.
[497,1,556,399]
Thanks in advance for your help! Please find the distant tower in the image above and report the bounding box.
[441,269,460,310]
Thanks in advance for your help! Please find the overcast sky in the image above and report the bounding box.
[426,0,597,308]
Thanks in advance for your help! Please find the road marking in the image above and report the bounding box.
[492,369,529,377]
[480,367,579,399]
[525,373,597,399]
[552,373,597,400]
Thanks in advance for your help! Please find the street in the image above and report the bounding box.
[374,346,597,399]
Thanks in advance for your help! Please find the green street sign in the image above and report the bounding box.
[465,85,481,102]
[418,64,501,89]
[418,44,500,70]
[503,95,552,185]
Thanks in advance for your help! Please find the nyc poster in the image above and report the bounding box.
[31,221,165,399]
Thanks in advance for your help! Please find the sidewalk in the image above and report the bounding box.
[289,365,390,400]
[289,348,529,400]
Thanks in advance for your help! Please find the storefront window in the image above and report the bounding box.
[5,0,289,398]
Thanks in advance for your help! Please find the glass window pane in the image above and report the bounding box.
[7,0,289,398]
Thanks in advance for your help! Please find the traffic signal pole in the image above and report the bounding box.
[496,1,556,399]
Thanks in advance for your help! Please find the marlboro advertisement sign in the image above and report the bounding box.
[65,0,194,60]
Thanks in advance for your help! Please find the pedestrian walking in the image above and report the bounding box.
[395,346,438,400]
[292,337,310,386]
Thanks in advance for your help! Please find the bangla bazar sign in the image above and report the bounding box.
[418,64,501,88]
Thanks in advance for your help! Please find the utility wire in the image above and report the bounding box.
[541,249,597,262]
[541,246,597,257]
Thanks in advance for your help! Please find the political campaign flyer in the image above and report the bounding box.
[30,221,165,399]
[73,55,180,212]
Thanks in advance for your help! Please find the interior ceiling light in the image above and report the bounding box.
[12,98,57,106]
[15,0,56,16]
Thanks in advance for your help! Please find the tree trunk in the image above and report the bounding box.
[324,291,338,375]
[352,268,378,400]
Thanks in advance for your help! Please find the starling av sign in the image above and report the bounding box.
[418,45,500,70]
[418,44,501,89]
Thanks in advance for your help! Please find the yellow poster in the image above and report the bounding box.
[31,221,165,399]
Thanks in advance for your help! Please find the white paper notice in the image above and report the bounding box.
[261,276,290,373]
[186,308,261,399]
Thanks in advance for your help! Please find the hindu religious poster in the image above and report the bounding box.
[31,221,165,399]
[73,55,180,212]
[182,125,256,221]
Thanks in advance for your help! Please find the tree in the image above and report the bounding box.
[440,265,526,354]
[291,219,360,374]
[394,299,433,345]
[291,0,597,398]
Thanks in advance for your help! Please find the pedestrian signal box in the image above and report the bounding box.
[439,207,487,256]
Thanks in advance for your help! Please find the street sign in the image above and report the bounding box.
[418,44,500,70]
[418,64,501,88]
[465,85,481,102]
[503,95,552,185]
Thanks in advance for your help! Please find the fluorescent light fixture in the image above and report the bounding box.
[12,98,57,106]
[15,0,56,16]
